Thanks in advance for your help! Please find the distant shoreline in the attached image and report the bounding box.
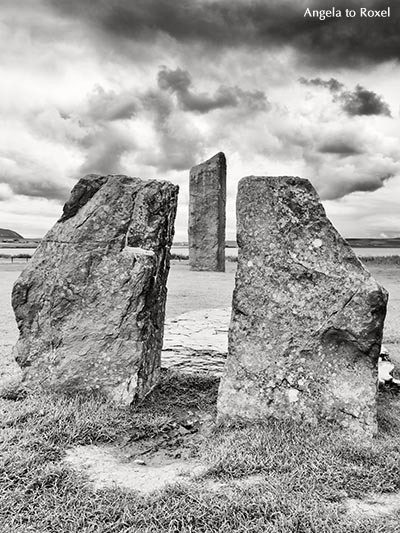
[0,241,41,249]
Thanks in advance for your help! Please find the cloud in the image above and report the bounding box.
[299,77,344,92]
[0,154,72,201]
[26,86,139,178]
[300,77,392,117]
[304,130,399,199]
[0,59,270,206]
[324,175,400,238]
[0,183,13,202]
[85,86,137,121]
[78,124,135,175]
[137,89,205,172]
[157,66,268,113]
[317,140,363,156]
[45,0,400,68]
[263,108,400,200]
[335,85,392,117]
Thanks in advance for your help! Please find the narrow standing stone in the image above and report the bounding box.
[188,152,226,271]
[217,176,388,437]
[10,175,178,404]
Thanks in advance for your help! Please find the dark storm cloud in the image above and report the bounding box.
[0,154,71,201]
[318,140,363,156]
[157,67,268,113]
[335,85,392,116]
[299,77,344,92]
[300,77,392,116]
[44,0,400,67]
[11,179,71,201]
[323,173,394,199]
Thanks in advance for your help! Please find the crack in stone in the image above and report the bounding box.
[338,408,360,420]
[296,288,361,356]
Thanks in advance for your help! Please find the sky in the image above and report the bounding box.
[0,0,399,240]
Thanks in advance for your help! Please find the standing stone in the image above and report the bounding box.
[188,152,226,271]
[11,174,178,404]
[217,176,388,437]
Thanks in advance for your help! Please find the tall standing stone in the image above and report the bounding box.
[10,174,178,404]
[217,176,388,437]
[188,152,226,271]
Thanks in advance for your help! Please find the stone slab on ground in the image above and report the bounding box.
[162,308,229,375]
[218,176,388,437]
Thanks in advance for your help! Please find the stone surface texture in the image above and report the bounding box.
[217,176,388,436]
[11,174,178,403]
[188,152,226,272]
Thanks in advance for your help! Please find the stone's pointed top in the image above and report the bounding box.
[190,152,226,173]
[59,174,178,224]
[208,152,226,163]
[59,174,109,223]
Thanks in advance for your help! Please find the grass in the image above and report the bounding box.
[1,371,400,532]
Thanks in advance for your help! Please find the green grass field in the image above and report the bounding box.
[1,371,400,533]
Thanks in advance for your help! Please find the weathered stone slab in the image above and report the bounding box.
[10,174,178,403]
[217,176,388,436]
[188,152,226,272]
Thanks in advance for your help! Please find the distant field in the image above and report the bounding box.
[0,241,41,249]
[346,238,400,248]
[3,238,400,249]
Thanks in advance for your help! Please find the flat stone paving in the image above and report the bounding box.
[162,308,229,375]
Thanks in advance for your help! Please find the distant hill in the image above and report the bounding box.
[0,228,24,240]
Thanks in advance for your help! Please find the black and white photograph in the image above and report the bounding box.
[1,1,400,531]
